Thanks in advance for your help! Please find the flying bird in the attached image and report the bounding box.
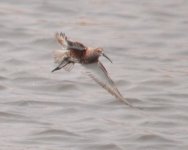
[52,32,133,107]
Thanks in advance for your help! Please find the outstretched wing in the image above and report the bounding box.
[82,61,133,107]
[55,32,87,51]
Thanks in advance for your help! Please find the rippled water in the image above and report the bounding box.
[1,0,188,149]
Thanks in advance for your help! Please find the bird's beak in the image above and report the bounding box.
[102,53,112,63]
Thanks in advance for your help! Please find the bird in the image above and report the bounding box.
[52,32,133,107]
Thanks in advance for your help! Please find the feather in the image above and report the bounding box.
[52,50,75,72]
[55,33,87,51]
[64,63,75,72]
[53,50,68,64]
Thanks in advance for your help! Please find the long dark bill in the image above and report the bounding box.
[103,53,113,63]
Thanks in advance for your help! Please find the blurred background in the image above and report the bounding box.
[0,0,188,150]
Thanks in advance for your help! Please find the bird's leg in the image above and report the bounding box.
[51,60,70,72]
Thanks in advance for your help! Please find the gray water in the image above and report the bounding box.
[0,0,188,150]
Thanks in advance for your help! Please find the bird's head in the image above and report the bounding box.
[95,48,112,63]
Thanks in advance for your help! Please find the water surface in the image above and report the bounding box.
[0,0,188,150]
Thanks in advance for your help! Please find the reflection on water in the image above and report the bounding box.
[0,0,188,150]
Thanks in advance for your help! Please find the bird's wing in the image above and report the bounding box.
[53,50,68,64]
[82,61,132,106]
[52,50,75,72]
[55,32,87,51]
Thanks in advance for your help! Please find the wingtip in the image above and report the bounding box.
[121,97,143,110]
[60,32,65,37]
[55,32,59,37]
[51,69,56,73]
[51,67,60,72]
[55,32,66,38]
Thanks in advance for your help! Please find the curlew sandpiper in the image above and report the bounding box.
[52,33,132,107]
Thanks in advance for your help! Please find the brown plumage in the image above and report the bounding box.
[52,32,133,107]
